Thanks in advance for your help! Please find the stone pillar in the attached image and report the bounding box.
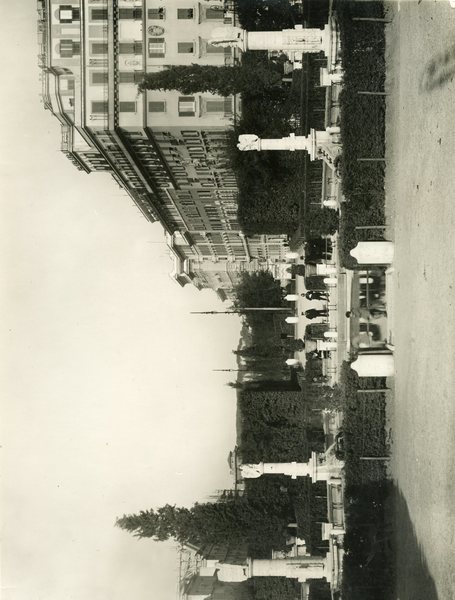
[241,451,344,482]
[324,331,338,339]
[237,129,341,169]
[285,316,299,324]
[215,555,330,584]
[240,452,334,482]
[320,67,344,87]
[316,264,337,276]
[317,339,337,352]
[237,132,316,155]
[350,241,394,265]
[286,358,300,367]
[351,353,394,377]
[248,556,328,583]
[208,24,331,56]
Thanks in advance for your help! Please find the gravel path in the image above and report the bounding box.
[385,1,455,598]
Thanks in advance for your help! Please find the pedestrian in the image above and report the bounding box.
[303,308,329,320]
[302,290,329,301]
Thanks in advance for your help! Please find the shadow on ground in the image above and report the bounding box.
[392,484,439,600]
[419,43,455,92]
[342,482,438,600]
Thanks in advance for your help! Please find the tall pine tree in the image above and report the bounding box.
[138,64,282,97]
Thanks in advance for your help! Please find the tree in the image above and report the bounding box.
[138,63,283,97]
[116,505,191,540]
[116,499,284,548]
[233,272,284,311]
[306,207,339,237]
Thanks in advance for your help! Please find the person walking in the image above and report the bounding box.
[303,308,329,320]
[302,290,329,301]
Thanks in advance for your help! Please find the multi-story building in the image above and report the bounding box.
[37,0,290,296]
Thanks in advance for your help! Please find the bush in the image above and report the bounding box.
[338,361,395,600]
[248,577,300,600]
[336,1,387,267]
[339,362,388,484]
[226,50,330,236]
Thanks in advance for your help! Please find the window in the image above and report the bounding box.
[205,100,225,113]
[91,8,108,20]
[92,42,108,54]
[148,38,165,58]
[148,8,165,20]
[118,7,142,19]
[60,39,80,58]
[119,71,144,84]
[148,101,166,113]
[91,71,108,84]
[92,101,108,113]
[59,5,80,23]
[205,7,223,19]
[205,41,224,54]
[178,42,194,54]
[177,8,194,19]
[119,102,137,112]
[89,57,108,67]
[178,96,196,117]
[119,41,143,55]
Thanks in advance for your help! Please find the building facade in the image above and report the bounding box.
[37,0,290,296]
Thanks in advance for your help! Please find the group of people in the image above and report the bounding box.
[301,290,330,320]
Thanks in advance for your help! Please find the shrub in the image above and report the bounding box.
[336,1,387,266]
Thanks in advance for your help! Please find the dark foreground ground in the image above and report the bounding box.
[385,1,455,598]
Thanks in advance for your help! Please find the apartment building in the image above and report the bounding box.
[37,0,290,295]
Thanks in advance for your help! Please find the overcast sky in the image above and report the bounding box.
[0,4,242,599]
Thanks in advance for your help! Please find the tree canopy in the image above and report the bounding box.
[116,498,288,550]
[138,63,282,97]
[232,271,284,311]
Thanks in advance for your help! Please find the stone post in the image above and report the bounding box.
[240,452,338,482]
[248,556,329,583]
[237,129,341,169]
[208,23,336,62]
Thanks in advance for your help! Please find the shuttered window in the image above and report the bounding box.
[119,102,137,112]
[148,38,165,58]
[205,42,224,54]
[205,100,225,113]
[59,5,80,23]
[91,8,108,20]
[178,96,196,117]
[205,8,223,19]
[92,101,108,114]
[119,71,144,84]
[92,42,108,54]
[118,8,142,19]
[60,39,80,58]
[178,42,194,54]
[119,42,143,55]
[148,101,166,113]
[177,8,194,19]
[148,8,165,19]
[91,71,108,84]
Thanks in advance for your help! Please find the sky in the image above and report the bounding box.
[0,3,242,599]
